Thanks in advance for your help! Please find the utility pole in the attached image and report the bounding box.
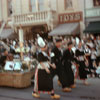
[19,25,24,61]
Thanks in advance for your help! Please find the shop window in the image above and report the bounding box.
[8,0,13,16]
[65,0,73,9]
[93,0,100,6]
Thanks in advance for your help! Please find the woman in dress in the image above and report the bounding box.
[32,36,60,99]
[75,42,89,85]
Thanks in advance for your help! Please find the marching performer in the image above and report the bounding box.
[62,42,76,90]
[32,36,60,99]
[75,42,89,85]
[51,39,72,92]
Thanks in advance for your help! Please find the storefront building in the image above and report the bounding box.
[0,0,85,40]
[84,0,100,34]
[49,12,83,36]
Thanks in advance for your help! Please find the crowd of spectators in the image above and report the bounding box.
[0,34,100,77]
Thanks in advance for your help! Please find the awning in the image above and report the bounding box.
[0,29,15,39]
[84,21,100,33]
[49,23,80,36]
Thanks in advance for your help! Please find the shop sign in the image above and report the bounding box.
[59,12,83,23]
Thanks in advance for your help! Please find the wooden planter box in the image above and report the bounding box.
[0,71,34,88]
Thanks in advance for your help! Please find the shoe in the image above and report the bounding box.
[70,84,76,88]
[62,87,72,92]
[51,94,60,99]
[32,92,40,98]
[58,80,61,86]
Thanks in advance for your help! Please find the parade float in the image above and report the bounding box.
[0,57,37,88]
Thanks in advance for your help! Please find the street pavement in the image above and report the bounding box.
[0,76,100,100]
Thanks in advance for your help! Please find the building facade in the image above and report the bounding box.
[0,0,86,39]
[84,0,100,34]
[85,0,100,23]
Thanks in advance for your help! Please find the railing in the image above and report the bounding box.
[12,10,57,27]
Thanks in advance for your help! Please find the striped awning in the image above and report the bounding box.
[49,23,80,36]
[0,29,14,39]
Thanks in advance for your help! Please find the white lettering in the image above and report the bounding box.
[64,15,69,21]
[59,12,82,23]
[69,14,74,21]
[75,14,81,20]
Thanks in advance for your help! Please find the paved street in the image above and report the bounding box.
[0,77,100,100]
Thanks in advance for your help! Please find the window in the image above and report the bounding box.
[65,0,73,9]
[93,0,100,6]
[38,0,44,11]
[50,0,57,11]
[8,0,13,16]
[30,0,44,12]
[30,0,36,12]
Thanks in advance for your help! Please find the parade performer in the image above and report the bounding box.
[75,42,89,85]
[62,42,76,89]
[32,36,60,99]
[51,39,72,92]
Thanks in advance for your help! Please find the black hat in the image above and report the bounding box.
[68,42,73,46]
[55,39,62,42]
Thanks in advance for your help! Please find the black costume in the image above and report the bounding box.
[51,46,68,88]
[62,49,75,87]
[75,48,88,79]
[34,51,53,93]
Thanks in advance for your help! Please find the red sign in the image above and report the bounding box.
[59,12,83,24]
